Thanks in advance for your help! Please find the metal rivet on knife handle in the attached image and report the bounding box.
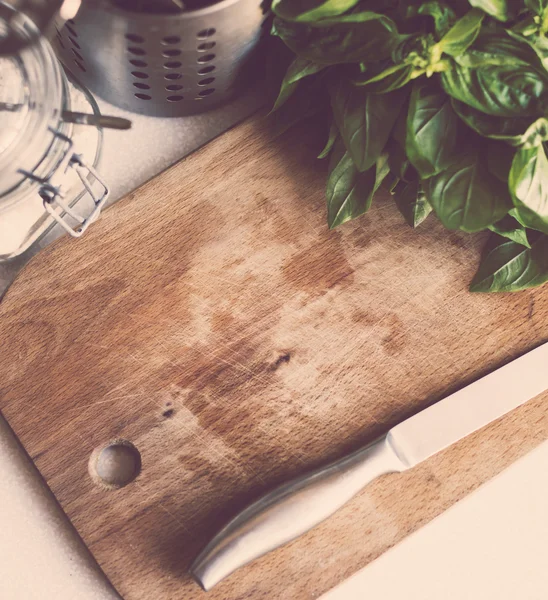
[190,341,548,590]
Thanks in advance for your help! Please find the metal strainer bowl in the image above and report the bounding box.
[53,0,266,117]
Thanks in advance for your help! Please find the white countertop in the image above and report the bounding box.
[325,440,548,600]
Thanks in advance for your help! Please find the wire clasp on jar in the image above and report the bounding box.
[19,127,110,239]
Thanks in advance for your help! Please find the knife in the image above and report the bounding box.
[190,341,548,590]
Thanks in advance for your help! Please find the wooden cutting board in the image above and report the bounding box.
[1,116,547,600]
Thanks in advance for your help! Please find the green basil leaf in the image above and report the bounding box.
[511,15,539,37]
[470,232,548,292]
[417,2,457,37]
[272,0,361,22]
[387,137,415,181]
[516,117,548,148]
[452,98,536,144]
[524,0,548,15]
[488,215,531,247]
[406,79,459,178]
[272,57,324,112]
[444,33,548,117]
[441,60,548,117]
[329,78,406,171]
[508,29,548,72]
[476,32,543,62]
[391,103,408,148]
[509,207,535,227]
[347,0,401,19]
[424,143,512,232]
[269,76,326,136]
[507,206,548,236]
[272,13,402,65]
[376,150,391,184]
[326,139,378,227]
[487,140,515,182]
[527,34,548,70]
[385,171,400,194]
[392,180,433,227]
[508,145,548,234]
[318,120,338,158]
[436,9,484,57]
[391,33,431,66]
[456,32,542,68]
[353,62,413,93]
[455,100,548,149]
[455,50,520,68]
[468,0,517,22]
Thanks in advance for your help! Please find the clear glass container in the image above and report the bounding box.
[0,1,107,260]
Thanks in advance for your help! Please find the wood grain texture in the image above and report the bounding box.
[1,117,547,600]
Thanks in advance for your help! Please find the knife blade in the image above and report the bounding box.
[190,342,548,590]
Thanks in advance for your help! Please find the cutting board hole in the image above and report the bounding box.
[89,440,141,490]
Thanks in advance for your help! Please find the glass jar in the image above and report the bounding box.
[0,1,108,260]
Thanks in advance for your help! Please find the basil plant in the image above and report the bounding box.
[269,0,548,292]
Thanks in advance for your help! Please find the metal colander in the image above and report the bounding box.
[53,0,266,117]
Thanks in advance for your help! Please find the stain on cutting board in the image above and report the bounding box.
[0,117,548,600]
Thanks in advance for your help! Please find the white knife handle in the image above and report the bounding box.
[190,435,406,590]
